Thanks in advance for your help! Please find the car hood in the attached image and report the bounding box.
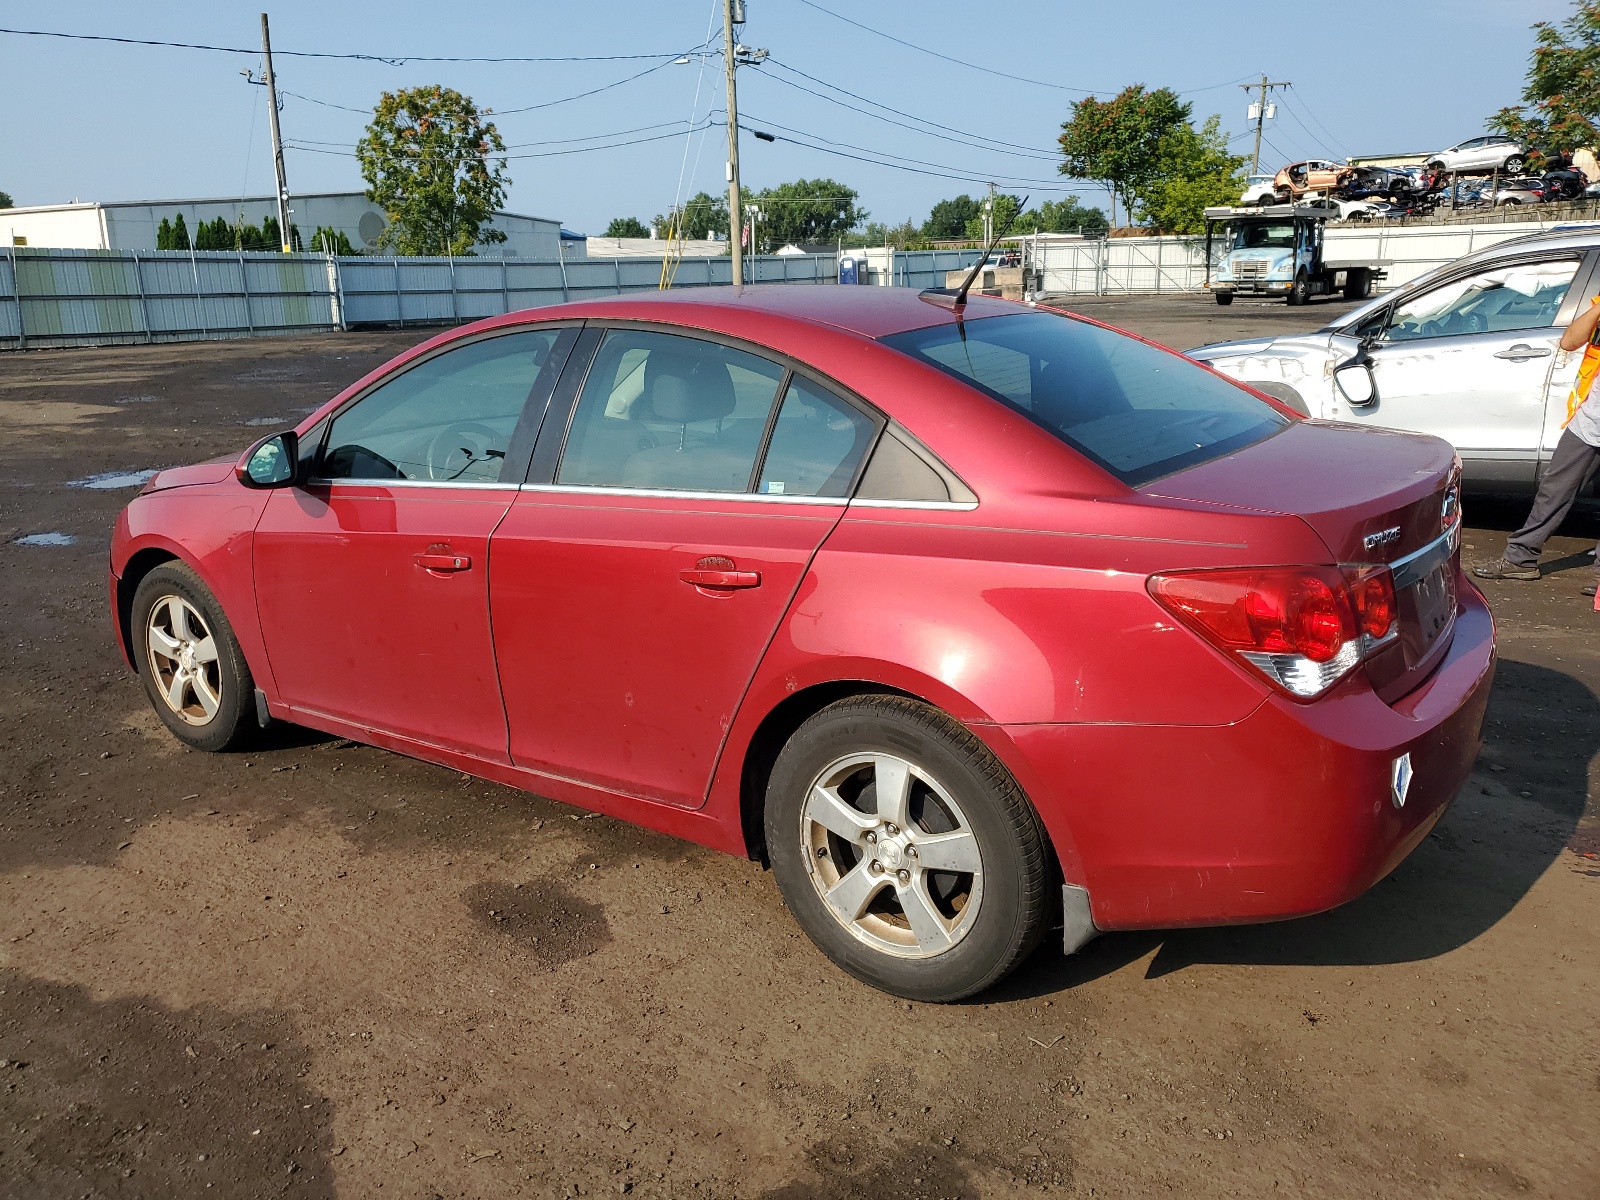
[141,457,235,494]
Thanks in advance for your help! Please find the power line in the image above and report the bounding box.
[1287,85,1351,158]
[756,66,1057,162]
[736,123,1082,191]
[0,24,702,64]
[765,60,1056,157]
[288,118,708,154]
[284,119,721,161]
[789,0,1097,92]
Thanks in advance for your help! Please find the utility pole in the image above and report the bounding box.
[983,182,996,245]
[723,0,743,289]
[260,13,292,253]
[1241,75,1291,175]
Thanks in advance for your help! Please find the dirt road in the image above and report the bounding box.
[2,295,1597,1199]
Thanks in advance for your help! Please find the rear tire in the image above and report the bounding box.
[765,695,1052,1002]
[1215,292,1234,306]
[1343,268,1372,301]
[131,563,255,752]
[1504,154,1525,174]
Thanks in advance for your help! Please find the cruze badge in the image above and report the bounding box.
[1363,526,1402,552]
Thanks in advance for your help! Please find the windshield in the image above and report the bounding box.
[1232,223,1295,250]
[882,312,1289,487]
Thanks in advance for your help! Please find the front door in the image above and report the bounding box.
[1338,257,1584,490]
[254,328,567,759]
[490,327,879,807]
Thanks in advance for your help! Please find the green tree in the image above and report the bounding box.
[751,178,865,247]
[1135,116,1248,233]
[922,194,982,239]
[1489,1,1600,150]
[156,217,174,250]
[655,191,729,241]
[310,226,356,255]
[1058,85,1190,227]
[172,213,190,250]
[1033,196,1109,236]
[604,216,650,238]
[357,85,509,256]
[0,190,12,209]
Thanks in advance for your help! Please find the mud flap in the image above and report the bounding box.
[1062,883,1098,955]
[254,688,273,729]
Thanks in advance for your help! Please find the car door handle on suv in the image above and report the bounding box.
[1493,344,1554,361]
[414,551,472,572]
[680,557,761,590]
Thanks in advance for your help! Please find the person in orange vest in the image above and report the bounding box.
[1473,295,1600,597]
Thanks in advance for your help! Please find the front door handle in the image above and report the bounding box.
[1494,344,1553,361]
[680,556,761,590]
[415,551,472,572]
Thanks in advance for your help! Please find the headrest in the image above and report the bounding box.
[646,352,736,423]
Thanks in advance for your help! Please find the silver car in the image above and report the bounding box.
[1187,227,1600,494]
[1426,136,1526,175]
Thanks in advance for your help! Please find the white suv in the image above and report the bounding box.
[1426,136,1525,175]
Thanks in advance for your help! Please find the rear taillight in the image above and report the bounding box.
[1150,564,1397,700]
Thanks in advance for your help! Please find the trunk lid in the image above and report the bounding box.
[1144,420,1461,702]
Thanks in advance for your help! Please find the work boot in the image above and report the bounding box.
[1584,580,1597,597]
[1471,559,1540,582]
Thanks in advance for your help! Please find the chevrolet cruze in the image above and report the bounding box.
[109,286,1495,1000]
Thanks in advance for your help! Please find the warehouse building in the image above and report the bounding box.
[1,192,564,258]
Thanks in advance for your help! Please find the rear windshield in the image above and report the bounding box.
[881,311,1288,487]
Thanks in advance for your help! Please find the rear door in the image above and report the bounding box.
[489,325,880,808]
[1344,253,1590,490]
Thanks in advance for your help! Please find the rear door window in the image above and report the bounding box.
[557,329,786,492]
[882,312,1287,487]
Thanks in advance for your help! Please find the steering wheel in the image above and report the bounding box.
[426,421,504,481]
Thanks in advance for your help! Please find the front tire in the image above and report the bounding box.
[1504,154,1525,174]
[1286,271,1310,306]
[765,695,1052,1001]
[131,562,255,752]
[1215,291,1235,306]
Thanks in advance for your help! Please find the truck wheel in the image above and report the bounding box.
[1343,269,1371,301]
[1215,292,1234,306]
[1286,272,1310,306]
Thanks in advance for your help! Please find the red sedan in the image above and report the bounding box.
[109,286,1494,1001]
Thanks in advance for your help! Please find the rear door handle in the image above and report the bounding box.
[1494,344,1553,361]
[680,563,761,589]
[415,551,472,572]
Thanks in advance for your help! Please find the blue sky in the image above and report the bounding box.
[0,0,1575,233]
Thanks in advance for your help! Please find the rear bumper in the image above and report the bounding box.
[999,579,1495,931]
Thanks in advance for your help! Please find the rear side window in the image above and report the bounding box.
[882,312,1288,487]
[758,377,874,497]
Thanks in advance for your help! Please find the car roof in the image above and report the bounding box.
[527,283,1022,340]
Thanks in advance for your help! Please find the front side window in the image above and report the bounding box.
[557,329,786,492]
[322,330,559,482]
[1384,260,1579,342]
[882,312,1288,487]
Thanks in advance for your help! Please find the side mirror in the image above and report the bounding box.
[1334,359,1377,407]
[237,430,299,488]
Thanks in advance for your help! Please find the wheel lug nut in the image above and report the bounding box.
[869,860,882,874]
[885,823,899,836]
[864,831,877,844]
[896,869,911,884]
[905,845,917,859]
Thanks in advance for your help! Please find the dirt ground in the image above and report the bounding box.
[1,294,1597,1200]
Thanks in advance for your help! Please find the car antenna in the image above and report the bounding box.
[921,194,1028,313]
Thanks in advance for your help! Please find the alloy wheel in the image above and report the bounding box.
[800,752,983,959]
[145,594,223,725]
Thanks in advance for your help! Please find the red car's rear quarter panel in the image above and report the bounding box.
[985,583,1494,930]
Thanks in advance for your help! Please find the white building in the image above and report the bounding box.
[1,192,564,258]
